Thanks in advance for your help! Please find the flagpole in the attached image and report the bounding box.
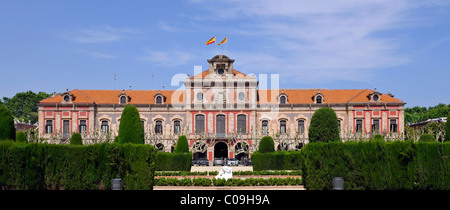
[225,36,228,55]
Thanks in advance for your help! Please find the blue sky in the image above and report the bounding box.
[0,0,449,108]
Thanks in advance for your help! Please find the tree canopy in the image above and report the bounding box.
[405,103,450,124]
[2,91,52,124]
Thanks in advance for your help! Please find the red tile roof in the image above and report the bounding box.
[40,88,403,105]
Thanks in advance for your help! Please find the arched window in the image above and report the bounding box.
[174,120,181,134]
[280,95,286,104]
[155,120,163,134]
[298,120,305,134]
[237,114,247,133]
[280,120,286,134]
[101,120,109,133]
[156,96,162,104]
[195,115,205,134]
[120,96,127,104]
[262,120,268,135]
[316,96,322,104]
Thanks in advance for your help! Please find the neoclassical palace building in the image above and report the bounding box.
[38,55,405,160]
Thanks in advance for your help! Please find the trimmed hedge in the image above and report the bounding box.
[155,152,192,171]
[301,141,450,190]
[175,135,189,153]
[154,177,302,186]
[259,136,275,153]
[252,151,302,171]
[16,131,27,143]
[0,141,156,190]
[70,132,82,145]
[308,107,340,143]
[0,105,15,141]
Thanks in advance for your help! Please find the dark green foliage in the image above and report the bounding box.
[308,107,340,143]
[258,136,274,153]
[446,113,450,141]
[419,133,436,142]
[175,135,189,153]
[154,177,302,186]
[405,103,450,124]
[118,105,144,144]
[15,131,27,143]
[0,141,156,190]
[372,134,384,142]
[301,141,450,190]
[155,152,192,171]
[0,105,15,141]
[2,91,51,124]
[70,133,83,145]
[252,151,302,171]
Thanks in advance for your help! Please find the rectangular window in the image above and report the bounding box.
[262,120,268,135]
[356,119,363,133]
[155,120,163,134]
[237,114,247,133]
[390,119,397,133]
[195,115,205,134]
[45,120,53,134]
[174,120,180,134]
[280,120,286,134]
[298,120,305,134]
[372,119,380,133]
[79,120,87,133]
[63,120,70,139]
[101,121,109,133]
[337,120,341,131]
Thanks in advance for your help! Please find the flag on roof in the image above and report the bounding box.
[218,37,227,46]
[206,36,215,45]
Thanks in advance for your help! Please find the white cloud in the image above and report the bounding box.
[63,25,137,43]
[187,0,445,83]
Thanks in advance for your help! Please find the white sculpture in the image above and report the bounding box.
[215,166,233,180]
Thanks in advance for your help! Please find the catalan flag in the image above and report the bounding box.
[206,36,215,45]
[218,37,227,46]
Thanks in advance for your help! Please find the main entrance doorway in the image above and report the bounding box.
[214,142,228,159]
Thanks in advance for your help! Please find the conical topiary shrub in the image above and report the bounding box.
[308,107,340,143]
[259,136,274,153]
[118,105,144,144]
[175,135,189,153]
[70,132,83,145]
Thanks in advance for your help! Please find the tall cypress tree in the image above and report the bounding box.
[308,107,341,143]
[0,105,16,140]
[118,105,144,144]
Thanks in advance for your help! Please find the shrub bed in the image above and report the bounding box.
[154,177,302,186]
[301,141,450,190]
[252,151,302,171]
[155,152,192,171]
[0,141,156,190]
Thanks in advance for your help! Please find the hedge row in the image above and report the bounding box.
[154,177,302,186]
[0,141,156,190]
[251,151,302,171]
[302,141,450,190]
[155,152,192,171]
[155,170,303,176]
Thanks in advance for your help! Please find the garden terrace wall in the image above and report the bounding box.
[301,141,450,190]
[0,141,156,190]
